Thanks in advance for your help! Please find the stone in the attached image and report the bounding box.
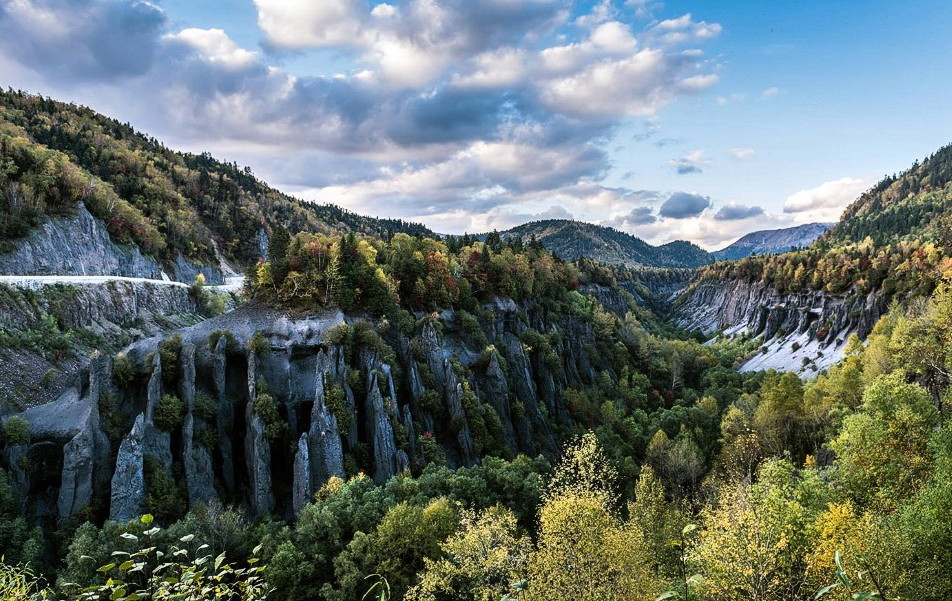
[110,414,146,522]
[366,368,398,484]
[307,350,345,489]
[292,432,311,516]
[182,414,218,506]
[245,402,274,515]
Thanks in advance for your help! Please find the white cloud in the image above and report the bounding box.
[253,0,364,49]
[729,147,755,160]
[784,176,869,222]
[166,29,257,69]
[761,86,782,98]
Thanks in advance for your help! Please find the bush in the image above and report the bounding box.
[113,352,134,386]
[254,385,286,442]
[158,334,183,386]
[3,416,30,445]
[194,391,218,423]
[248,331,270,356]
[207,329,239,353]
[153,394,186,431]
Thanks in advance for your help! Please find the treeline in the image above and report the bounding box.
[0,89,433,268]
[696,238,947,297]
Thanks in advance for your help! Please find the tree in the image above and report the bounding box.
[830,372,938,508]
[407,506,530,601]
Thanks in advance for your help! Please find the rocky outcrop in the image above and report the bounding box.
[418,322,476,465]
[366,366,398,484]
[143,354,172,472]
[245,352,274,515]
[212,334,235,494]
[0,202,223,283]
[674,279,889,374]
[292,432,311,515]
[110,414,146,522]
[182,415,217,505]
[306,350,345,490]
[0,203,162,279]
[0,202,224,283]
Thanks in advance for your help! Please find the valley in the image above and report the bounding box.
[1,90,951,601]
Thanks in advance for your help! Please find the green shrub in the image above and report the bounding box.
[3,416,30,445]
[194,391,218,423]
[207,329,239,353]
[153,394,186,431]
[325,378,352,433]
[248,331,270,356]
[254,385,286,441]
[158,334,183,386]
[113,352,134,386]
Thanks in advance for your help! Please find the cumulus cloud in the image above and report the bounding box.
[659,192,710,219]
[670,149,707,174]
[784,176,868,221]
[761,86,782,98]
[0,0,166,82]
[714,203,765,220]
[0,0,728,236]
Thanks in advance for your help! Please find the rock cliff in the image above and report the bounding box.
[0,202,224,284]
[1,293,612,521]
[673,279,888,374]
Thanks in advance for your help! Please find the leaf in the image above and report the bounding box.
[118,561,135,572]
[97,563,116,573]
[140,514,153,524]
[119,533,138,541]
[655,592,680,601]
[682,523,698,536]
[816,583,840,599]
[110,588,127,600]
[180,534,195,543]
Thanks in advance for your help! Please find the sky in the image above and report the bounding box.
[1,1,951,250]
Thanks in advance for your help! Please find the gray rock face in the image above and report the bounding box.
[366,368,398,484]
[58,353,112,517]
[179,344,196,412]
[173,253,224,285]
[292,432,311,515]
[213,336,235,494]
[0,202,163,279]
[183,415,218,505]
[58,424,96,517]
[307,350,345,490]
[481,351,517,450]
[418,321,476,465]
[146,353,162,423]
[2,444,29,512]
[245,404,274,515]
[674,279,889,374]
[503,332,556,456]
[110,414,146,522]
[245,350,274,514]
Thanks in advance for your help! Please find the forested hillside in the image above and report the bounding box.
[501,219,712,268]
[2,91,952,601]
[0,90,432,271]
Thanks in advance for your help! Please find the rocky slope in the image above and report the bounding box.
[674,279,889,374]
[0,202,225,284]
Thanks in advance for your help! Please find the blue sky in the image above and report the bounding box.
[1,0,950,249]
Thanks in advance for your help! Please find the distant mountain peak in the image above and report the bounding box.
[711,222,833,262]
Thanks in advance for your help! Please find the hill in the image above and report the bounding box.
[711,222,832,261]
[500,219,711,268]
[822,142,952,246]
[0,90,434,281]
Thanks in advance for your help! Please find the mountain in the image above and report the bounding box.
[710,222,833,261]
[0,90,434,282]
[676,143,952,374]
[500,219,711,268]
[822,142,952,246]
